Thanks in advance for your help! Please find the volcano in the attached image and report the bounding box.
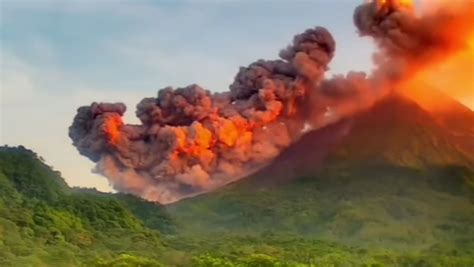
[2,92,472,267]
[167,92,474,252]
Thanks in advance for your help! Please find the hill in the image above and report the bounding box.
[167,93,474,263]
[0,146,172,266]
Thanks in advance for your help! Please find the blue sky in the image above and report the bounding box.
[1,0,375,191]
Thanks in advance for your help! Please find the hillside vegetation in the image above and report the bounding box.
[1,148,474,266]
[0,146,173,266]
[0,146,386,266]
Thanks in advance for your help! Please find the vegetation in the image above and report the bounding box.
[0,146,168,266]
[1,144,474,266]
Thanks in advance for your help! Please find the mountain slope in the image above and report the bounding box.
[168,94,474,255]
[402,86,474,159]
[0,146,172,266]
[331,93,474,167]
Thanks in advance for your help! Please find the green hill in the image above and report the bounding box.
[0,146,172,266]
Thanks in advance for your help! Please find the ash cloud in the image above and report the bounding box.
[353,0,474,80]
[70,27,338,203]
[69,0,473,203]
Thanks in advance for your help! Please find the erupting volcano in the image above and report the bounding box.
[69,0,474,203]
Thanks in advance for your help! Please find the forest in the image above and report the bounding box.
[1,146,473,266]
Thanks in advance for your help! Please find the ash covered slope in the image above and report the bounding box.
[168,93,474,252]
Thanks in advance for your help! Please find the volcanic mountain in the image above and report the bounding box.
[168,92,474,252]
[2,91,474,265]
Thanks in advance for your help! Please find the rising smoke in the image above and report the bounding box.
[69,0,474,203]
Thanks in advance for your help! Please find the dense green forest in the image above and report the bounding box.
[1,145,474,266]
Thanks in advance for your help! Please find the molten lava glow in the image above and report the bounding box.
[103,116,123,145]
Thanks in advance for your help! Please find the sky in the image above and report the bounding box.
[0,0,378,191]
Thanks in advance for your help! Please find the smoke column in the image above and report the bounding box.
[69,0,474,203]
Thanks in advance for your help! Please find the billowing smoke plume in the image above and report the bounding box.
[70,27,338,203]
[69,0,474,203]
[353,0,474,81]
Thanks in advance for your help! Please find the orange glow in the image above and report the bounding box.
[399,43,474,111]
[178,124,215,159]
[166,118,253,164]
[236,131,253,147]
[103,116,123,145]
[399,38,474,111]
[376,0,413,10]
[398,0,412,8]
[192,124,213,148]
[162,111,263,168]
[218,120,239,147]
[396,1,474,111]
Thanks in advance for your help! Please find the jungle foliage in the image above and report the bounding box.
[1,146,473,266]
